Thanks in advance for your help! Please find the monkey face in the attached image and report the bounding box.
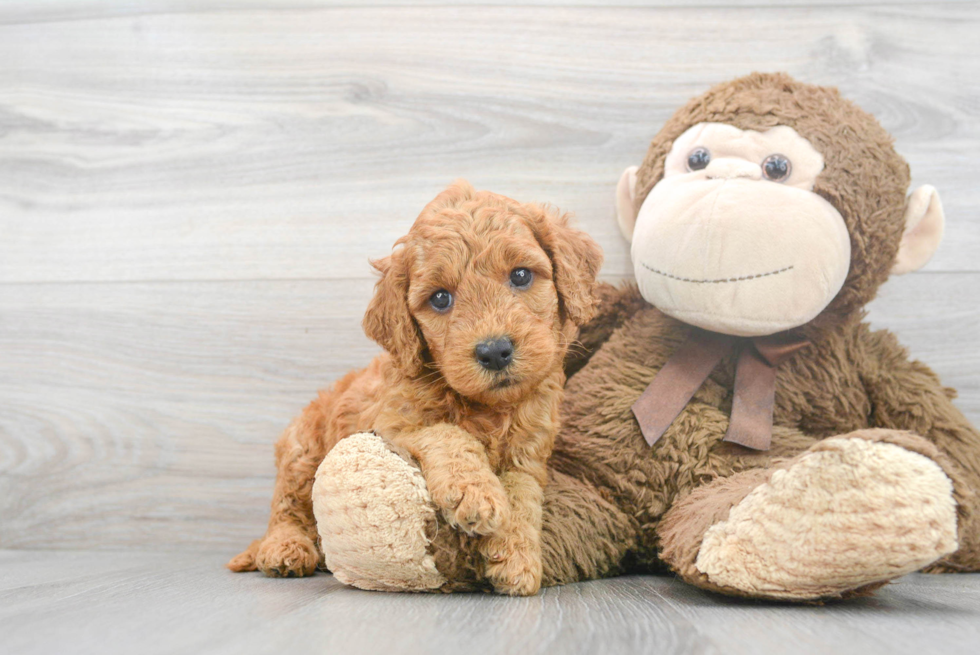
[618,75,947,334]
[625,123,851,337]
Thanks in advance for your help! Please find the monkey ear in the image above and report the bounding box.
[529,207,604,325]
[362,250,425,376]
[891,185,945,275]
[616,166,640,242]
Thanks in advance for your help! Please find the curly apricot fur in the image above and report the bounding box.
[228,181,602,592]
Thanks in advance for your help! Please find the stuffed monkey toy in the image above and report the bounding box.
[311,72,979,600]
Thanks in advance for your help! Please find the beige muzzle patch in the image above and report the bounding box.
[695,437,958,600]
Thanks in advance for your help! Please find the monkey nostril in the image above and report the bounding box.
[475,337,514,371]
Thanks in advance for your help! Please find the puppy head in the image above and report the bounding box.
[363,180,603,405]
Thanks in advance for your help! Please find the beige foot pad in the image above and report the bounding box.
[696,437,958,600]
[312,432,446,592]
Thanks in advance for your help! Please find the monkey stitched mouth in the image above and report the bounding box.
[641,262,794,284]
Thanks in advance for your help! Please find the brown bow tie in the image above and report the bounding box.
[631,328,810,450]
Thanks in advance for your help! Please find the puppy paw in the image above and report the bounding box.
[430,474,510,536]
[454,481,510,536]
[483,532,543,596]
[226,539,261,572]
[254,530,320,578]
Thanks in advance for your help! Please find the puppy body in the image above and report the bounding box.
[228,182,602,595]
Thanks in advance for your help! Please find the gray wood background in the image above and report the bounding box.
[1,0,978,553]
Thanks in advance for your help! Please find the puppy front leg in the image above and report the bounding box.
[399,424,510,536]
[481,467,545,596]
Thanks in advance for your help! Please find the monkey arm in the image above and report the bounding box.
[858,326,980,570]
[564,281,648,378]
[858,326,979,453]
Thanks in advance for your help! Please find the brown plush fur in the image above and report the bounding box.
[415,74,980,599]
[228,181,602,595]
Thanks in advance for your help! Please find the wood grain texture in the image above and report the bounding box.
[0,273,977,551]
[0,3,978,552]
[1,551,979,655]
[0,279,382,549]
[1,1,975,28]
[1,4,979,285]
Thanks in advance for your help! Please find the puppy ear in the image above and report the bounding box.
[528,206,604,325]
[362,249,425,376]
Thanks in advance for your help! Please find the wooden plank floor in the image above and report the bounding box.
[1,550,979,655]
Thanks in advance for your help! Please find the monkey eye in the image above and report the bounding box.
[509,267,533,289]
[687,147,711,171]
[762,154,792,182]
[429,289,453,312]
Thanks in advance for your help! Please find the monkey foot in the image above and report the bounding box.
[312,432,446,592]
[695,436,959,600]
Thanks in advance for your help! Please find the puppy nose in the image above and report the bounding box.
[475,337,514,371]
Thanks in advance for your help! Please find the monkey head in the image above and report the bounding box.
[616,73,945,337]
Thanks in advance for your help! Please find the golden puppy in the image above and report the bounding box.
[228,181,603,595]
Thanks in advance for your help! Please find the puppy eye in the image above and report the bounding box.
[509,268,533,288]
[429,289,453,312]
[762,154,792,182]
[687,147,711,171]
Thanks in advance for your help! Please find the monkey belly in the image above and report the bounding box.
[555,306,790,561]
[553,303,871,568]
